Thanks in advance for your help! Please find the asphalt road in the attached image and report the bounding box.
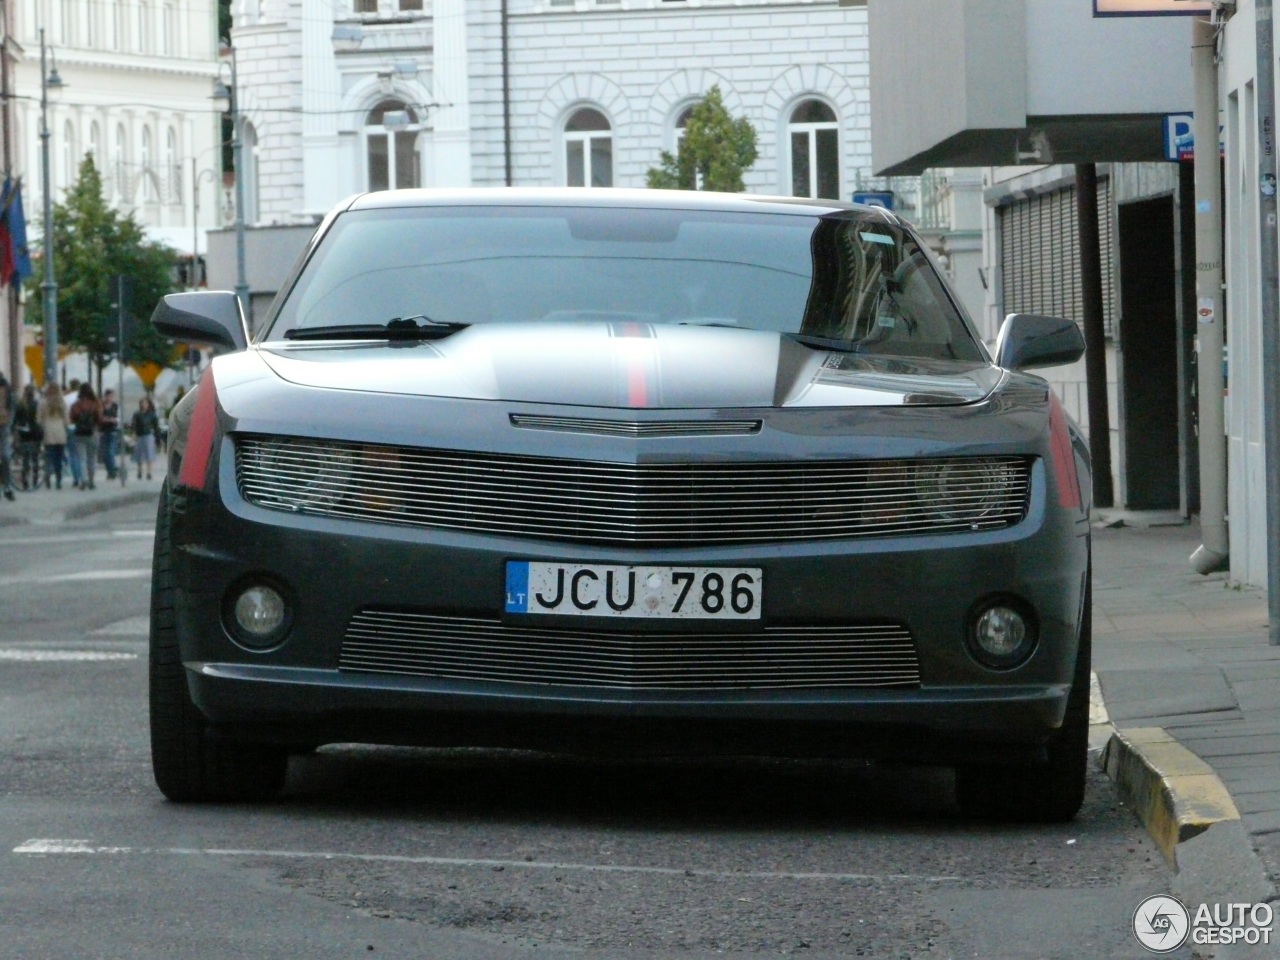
[0,499,1188,960]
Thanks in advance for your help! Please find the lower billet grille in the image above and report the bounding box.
[340,611,921,690]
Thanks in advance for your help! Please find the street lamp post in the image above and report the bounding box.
[213,45,249,322]
[38,28,63,388]
[228,46,249,321]
[190,158,218,289]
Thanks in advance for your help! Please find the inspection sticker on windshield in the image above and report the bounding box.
[505,562,762,619]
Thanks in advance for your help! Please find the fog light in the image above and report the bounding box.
[230,583,289,649]
[967,598,1037,669]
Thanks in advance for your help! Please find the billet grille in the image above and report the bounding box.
[509,413,761,438]
[235,433,1031,546]
[340,611,920,690]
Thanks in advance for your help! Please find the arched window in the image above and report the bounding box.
[89,122,103,166]
[242,120,260,224]
[563,107,612,188]
[62,120,76,188]
[671,105,702,190]
[788,99,839,200]
[115,123,129,198]
[142,126,155,202]
[165,127,179,205]
[364,100,420,191]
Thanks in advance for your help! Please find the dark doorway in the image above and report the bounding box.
[1118,197,1179,510]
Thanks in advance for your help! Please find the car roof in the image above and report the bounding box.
[345,187,904,226]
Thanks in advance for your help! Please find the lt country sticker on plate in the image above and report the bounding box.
[505,561,762,620]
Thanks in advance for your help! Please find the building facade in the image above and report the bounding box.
[225,0,872,229]
[3,0,224,386]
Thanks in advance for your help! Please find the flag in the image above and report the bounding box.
[0,180,14,288]
[5,179,33,283]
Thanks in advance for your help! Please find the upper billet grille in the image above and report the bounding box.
[234,434,1032,546]
[510,413,761,438]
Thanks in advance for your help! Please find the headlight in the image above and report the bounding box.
[917,460,1011,523]
[257,438,356,510]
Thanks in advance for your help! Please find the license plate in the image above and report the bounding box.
[505,561,762,620]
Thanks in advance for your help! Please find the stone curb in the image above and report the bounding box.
[1100,726,1241,866]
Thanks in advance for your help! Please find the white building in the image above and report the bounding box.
[8,1,224,288]
[214,0,874,316]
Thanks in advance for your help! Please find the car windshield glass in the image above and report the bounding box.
[266,205,983,361]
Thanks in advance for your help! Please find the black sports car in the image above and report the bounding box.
[149,188,1092,820]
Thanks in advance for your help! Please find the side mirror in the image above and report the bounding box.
[993,313,1085,371]
[151,291,249,352]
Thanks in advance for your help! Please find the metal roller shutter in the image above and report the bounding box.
[997,179,1115,337]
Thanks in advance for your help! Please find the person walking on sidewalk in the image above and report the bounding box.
[0,370,15,502]
[37,383,68,489]
[130,396,159,481]
[98,388,121,481]
[68,383,101,490]
[62,379,83,489]
[14,384,43,491]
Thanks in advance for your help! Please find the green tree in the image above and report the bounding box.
[646,86,759,193]
[26,155,178,385]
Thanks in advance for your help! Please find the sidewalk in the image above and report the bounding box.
[1091,512,1280,913]
[0,456,166,527]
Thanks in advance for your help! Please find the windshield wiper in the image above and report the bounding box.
[283,316,469,341]
[786,332,869,354]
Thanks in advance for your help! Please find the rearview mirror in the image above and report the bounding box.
[993,313,1085,371]
[151,291,249,352]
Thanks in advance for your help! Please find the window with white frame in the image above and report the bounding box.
[354,0,377,12]
[142,126,155,202]
[243,120,260,224]
[365,101,421,191]
[163,3,174,55]
[86,2,96,47]
[62,120,76,187]
[115,124,128,197]
[563,107,612,188]
[788,99,839,200]
[672,104,702,190]
[89,122,103,169]
[137,0,151,53]
[165,127,179,205]
[115,2,127,48]
[60,0,75,44]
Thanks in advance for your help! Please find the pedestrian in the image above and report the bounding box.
[62,378,83,489]
[99,388,121,480]
[68,383,101,490]
[159,385,185,453]
[14,383,43,490]
[38,382,68,490]
[0,370,15,501]
[130,396,159,481]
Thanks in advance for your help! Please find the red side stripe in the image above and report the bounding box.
[1047,391,1082,510]
[178,367,218,491]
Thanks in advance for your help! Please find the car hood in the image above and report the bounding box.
[255,322,1000,409]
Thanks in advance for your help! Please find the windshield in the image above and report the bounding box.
[266,204,984,361]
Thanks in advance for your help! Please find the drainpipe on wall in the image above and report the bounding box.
[1189,13,1230,576]
[1252,0,1280,645]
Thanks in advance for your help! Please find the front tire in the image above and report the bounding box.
[149,481,289,802]
[955,568,1091,823]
